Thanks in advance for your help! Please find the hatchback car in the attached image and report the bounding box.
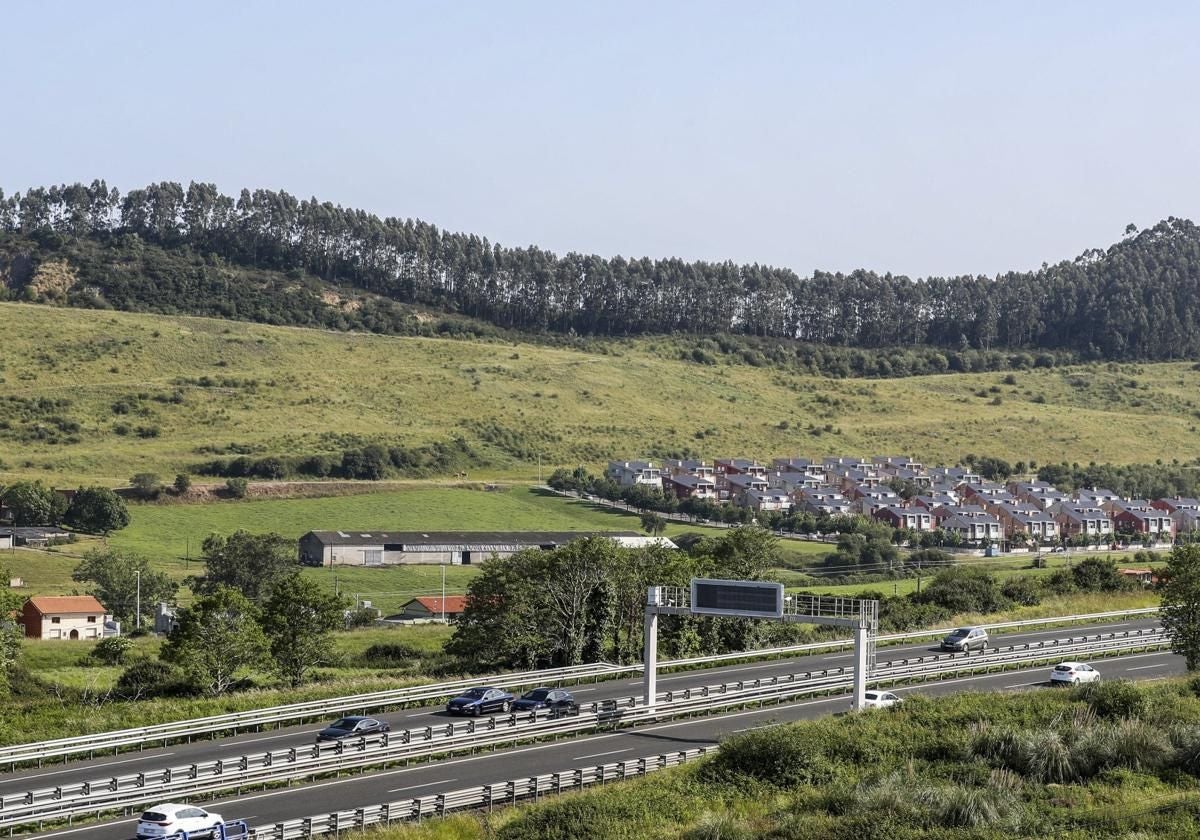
[136,804,223,839]
[1050,662,1101,685]
[511,687,579,715]
[861,690,903,710]
[446,686,514,716]
[940,627,988,652]
[315,715,391,742]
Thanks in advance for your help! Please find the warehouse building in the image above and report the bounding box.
[297,530,668,567]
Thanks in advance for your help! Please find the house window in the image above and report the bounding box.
[51,617,61,624]
[363,549,383,566]
[87,616,96,623]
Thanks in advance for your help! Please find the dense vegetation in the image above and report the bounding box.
[4,181,1200,364]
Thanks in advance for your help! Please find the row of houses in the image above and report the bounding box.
[607,457,1198,544]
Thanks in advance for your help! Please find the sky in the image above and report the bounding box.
[5,1,1200,278]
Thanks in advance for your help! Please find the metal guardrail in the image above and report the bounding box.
[0,627,1168,831]
[0,607,1160,770]
[247,749,714,840]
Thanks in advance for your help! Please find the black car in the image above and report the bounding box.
[511,687,579,716]
[446,686,515,716]
[315,716,391,741]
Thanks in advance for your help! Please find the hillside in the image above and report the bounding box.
[3,182,1200,362]
[1,303,1199,485]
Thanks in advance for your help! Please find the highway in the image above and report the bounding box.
[0,616,1169,838]
[0,616,1158,800]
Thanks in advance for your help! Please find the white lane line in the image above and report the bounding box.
[388,779,457,794]
[658,663,797,683]
[573,748,630,760]
[1127,663,1168,671]
[5,753,176,782]
[28,820,137,839]
[1004,681,1044,688]
[226,731,313,747]
[572,688,598,693]
[825,654,853,660]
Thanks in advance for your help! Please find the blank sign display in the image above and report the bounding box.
[690,579,783,618]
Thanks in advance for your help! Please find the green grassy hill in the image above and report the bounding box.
[1,301,1199,486]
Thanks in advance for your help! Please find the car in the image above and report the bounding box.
[511,687,580,715]
[136,804,224,840]
[446,686,515,716]
[861,690,903,710]
[940,626,988,652]
[1050,662,1101,685]
[315,715,392,742]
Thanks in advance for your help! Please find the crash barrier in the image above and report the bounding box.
[0,627,1168,831]
[0,608,1158,769]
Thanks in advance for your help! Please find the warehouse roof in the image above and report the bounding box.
[302,530,642,547]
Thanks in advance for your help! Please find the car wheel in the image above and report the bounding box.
[1073,678,1080,685]
[502,700,511,713]
[472,705,481,716]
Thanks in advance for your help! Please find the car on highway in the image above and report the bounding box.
[137,804,224,839]
[512,687,580,716]
[315,715,392,741]
[1050,661,1101,685]
[446,686,515,716]
[861,690,903,710]
[940,626,988,652]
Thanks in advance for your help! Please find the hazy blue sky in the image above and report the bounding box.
[6,1,1199,277]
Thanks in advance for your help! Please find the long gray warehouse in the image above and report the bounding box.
[298,530,671,567]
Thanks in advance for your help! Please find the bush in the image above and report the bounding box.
[1077,680,1146,719]
[1000,576,1041,606]
[173,473,193,494]
[114,660,190,699]
[225,477,249,498]
[90,636,134,665]
[359,642,421,667]
[698,727,835,788]
[915,567,1009,615]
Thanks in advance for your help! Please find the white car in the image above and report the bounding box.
[1050,662,1101,685]
[861,690,903,709]
[137,804,224,839]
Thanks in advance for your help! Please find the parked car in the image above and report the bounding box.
[512,687,579,715]
[446,686,515,716]
[315,716,391,742]
[861,690,903,710]
[940,627,988,652]
[137,804,223,839]
[1050,662,1101,685]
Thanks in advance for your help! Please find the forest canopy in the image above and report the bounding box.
[2,180,1199,362]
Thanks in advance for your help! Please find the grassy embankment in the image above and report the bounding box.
[2,301,1199,486]
[333,679,1200,840]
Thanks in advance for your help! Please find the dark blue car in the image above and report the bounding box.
[315,716,391,742]
[446,686,514,716]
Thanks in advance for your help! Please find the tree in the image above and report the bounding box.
[64,486,130,534]
[160,586,268,695]
[130,473,162,500]
[173,473,193,494]
[225,477,249,498]
[261,576,346,686]
[0,568,22,695]
[640,511,666,537]
[1160,544,1200,670]
[72,548,177,627]
[705,527,779,579]
[1,481,66,525]
[194,530,299,602]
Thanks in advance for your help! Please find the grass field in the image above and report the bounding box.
[2,302,1200,486]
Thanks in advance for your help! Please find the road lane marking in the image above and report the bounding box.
[1004,681,1044,688]
[573,748,629,760]
[1127,663,1168,671]
[4,753,176,782]
[388,779,457,793]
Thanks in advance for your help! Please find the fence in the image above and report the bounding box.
[0,627,1169,832]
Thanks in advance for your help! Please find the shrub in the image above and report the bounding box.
[225,477,249,498]
[114,660,189,699]
[1000,576,1041,606]
[699,727,835,788]
[173,473,193,494]
[915,567,1009,614]
[1077,680,1146,719]
[90,636,134,665]
[1080,719,1171,773]
[359,642,421,667]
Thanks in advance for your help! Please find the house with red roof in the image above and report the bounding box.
[398,595,468,622]
[20,595,112,640]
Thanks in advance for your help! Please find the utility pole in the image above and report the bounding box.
[538,453,543,483]
[135,570,141,632]
[441,564,447,623]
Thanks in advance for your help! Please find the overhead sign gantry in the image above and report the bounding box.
[644,579,879,711]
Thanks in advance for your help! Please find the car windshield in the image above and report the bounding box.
[462,688,488,699]
[524,689,550,700]
[1054,665,1074,671]
[140,812,170,822]
[330,718,359,730]
[950,628,972,637]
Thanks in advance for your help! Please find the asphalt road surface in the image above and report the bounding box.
[7,618,1173,840]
